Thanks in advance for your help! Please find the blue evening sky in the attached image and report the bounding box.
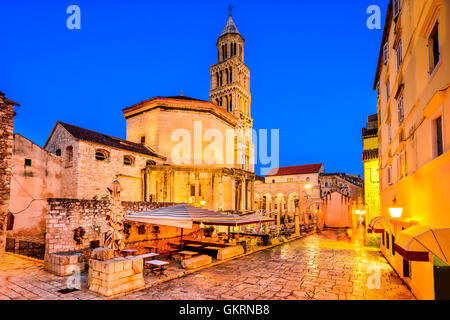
[0,0,388,177]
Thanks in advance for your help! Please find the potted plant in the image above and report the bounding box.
[73,226,86,245]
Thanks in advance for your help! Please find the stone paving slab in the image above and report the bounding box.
[0,230,415,300]
[117,230,415,300]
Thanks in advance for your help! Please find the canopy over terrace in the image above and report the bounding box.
[369,216,393,234]
[202,213,275,227]
[125,204,239,229]
[394,225,450,264]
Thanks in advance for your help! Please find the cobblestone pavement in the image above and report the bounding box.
[118,230,415,300]
[0,229,415,300]
[0,254,102,300]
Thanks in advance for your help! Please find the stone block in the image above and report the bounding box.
[181,254,212,269]
[217,245,244,260]
[91,247,114,261]
[131,258,143,274]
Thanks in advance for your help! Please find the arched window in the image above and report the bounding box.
[123,155,134,166]
[95,150,108,161]
[65,146,73,166]
[229,94,232,112]
[225,68,229,84]
[229,67,232,83]
[55,149,61,156]
[234,42,237,55]
[146,160,156,166]
[216,72,219,88]
[224,43,228,59]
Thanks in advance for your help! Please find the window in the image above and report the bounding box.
[387,166,392,185]
[383,42,389,64]
[403,259,411,278]
[324,182,329,187]
[272,179,275,183]
[146,160,156,166]
[386,81,390,102]
[24,159,32,167]
[393,0,401,19]
[398,95,404,124]
[55,149,61,156]
[140,136,146,144]
[190,184,195,197]
[396,40,402,71]
[123,155,134,166]
[65,146,73,166]
[95,150,108,161]
[435,116,443,157]
[428,19,440,74]
[392,234,396,255]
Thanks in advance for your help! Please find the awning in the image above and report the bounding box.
[394,225,450,263]
[202,213,276,227]
[369,216,391,234]
[125,204,239,229]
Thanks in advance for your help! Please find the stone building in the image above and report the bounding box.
[0,91,19,255]
[10,14,255,216]
[254,164,324,224]
[8,134,63,239]
[374,0,450,299]
[362,114,380,228]
[44,121,166,201]
[319,173,364,201]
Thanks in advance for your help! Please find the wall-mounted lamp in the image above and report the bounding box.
[389,197,403,218]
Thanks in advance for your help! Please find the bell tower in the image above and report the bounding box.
[209,12,254,173]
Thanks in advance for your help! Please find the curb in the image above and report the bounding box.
[106,231,315,300]
[4,252,45,265]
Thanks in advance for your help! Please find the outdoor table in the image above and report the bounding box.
[166,248,179,259]
[145,246,159,253]
[178,251,199,260]
[145,260,169,276]
[121,249,138,256]
[139,253,159,260]
[185,243,203,248]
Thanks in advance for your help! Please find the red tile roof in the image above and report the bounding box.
[266,164,323,177]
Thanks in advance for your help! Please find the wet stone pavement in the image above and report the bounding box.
[118,230,415,300]
[0,230,415,300]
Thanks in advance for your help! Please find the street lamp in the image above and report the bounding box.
[355,209,361,215]
[305,184,312,190]
[200,200,206,207]
[389,198,403,218]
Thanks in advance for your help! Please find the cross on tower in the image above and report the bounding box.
[227,4,233,15]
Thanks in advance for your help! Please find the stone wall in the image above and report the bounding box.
[0,92,17,255]
[9,134,63,239]
[45,199,175,258]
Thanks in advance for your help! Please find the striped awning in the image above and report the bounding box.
[394,225,450,263]
[202,213,276,227]
[125,204,239,229]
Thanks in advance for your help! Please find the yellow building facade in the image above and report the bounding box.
[374,0,450,300]
[362,114,380,231]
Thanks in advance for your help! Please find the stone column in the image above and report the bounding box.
[277,200,281,234]
[170,170,175,203]
[195,172,200,205]
[218,174,224,211]
[294,201,300,236]
[250,180,255,210]
[0,92,16,258]
[241,178,245,211]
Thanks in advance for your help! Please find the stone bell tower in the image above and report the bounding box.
[209,13,254,173]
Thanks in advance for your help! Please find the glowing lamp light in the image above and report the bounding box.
[355,210,361,215]
[389,207,403,218]
[200,200,206,206]
[389,197,403,218]
[361,211,366,215]
[305,184,312,190]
